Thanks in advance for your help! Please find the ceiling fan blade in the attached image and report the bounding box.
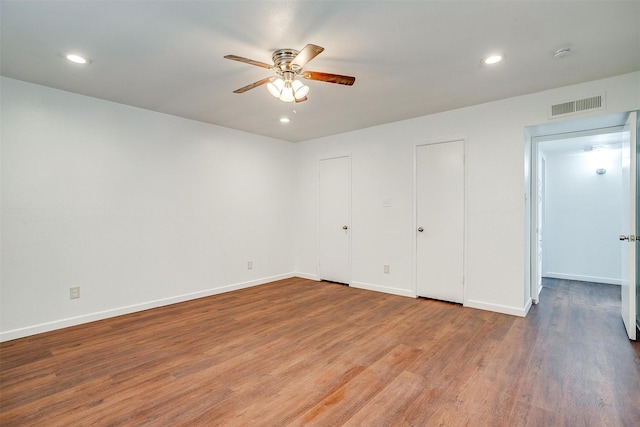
[233,77,273,94]
[291,44,324,69]
[302,71,355,86]
[295,96,308,103]
[224,55,273,69]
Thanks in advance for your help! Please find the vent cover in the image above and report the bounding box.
[548,93,605,119]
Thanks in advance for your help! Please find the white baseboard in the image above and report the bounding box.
[465,299,527,317]
[293,272,320,281]
[0,273,295,342]
[349,281,415,298]
[543,272,621,285]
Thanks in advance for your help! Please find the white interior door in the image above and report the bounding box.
[319,156,351,284]
[416,141,464,303]
[621,112,637,340]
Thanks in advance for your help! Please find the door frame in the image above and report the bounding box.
[317,154,352,284]
[413,137,468,303]
[530,127,624,302]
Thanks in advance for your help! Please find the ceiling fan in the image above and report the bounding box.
[224,44,355,103]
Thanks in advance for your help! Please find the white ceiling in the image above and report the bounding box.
[1,1,639,142]
[539,131,623,155]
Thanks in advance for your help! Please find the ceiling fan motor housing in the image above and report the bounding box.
[272,49,300,71]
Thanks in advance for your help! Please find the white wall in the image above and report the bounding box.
[543,147,623,284]
[294,72,640,316]
[1,77,295,341]
[2,72,639,341]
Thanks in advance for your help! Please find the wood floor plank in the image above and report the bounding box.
[290,344,423,426]
[1,277,639,426]
[342,369,428,426]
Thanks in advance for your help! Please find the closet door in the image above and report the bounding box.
[416,141,464,303]
[319,156,351,284]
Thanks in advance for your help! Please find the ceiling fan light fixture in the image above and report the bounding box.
[267,78,284,98]
[279,83,295,102]
[292,80,309,100]
[267,77,306,102]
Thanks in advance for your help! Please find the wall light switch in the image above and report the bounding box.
[70,286,80,299]
[248,261,253,270]
[384,265,390,274]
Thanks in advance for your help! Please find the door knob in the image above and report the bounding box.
[417,227,424,232]
[620,235,629,241]
[620,234,636,241]
[342,225,348,230]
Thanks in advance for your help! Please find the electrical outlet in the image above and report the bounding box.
[248,261,253,270]
[384,265,390,274]
[70,286,80,299]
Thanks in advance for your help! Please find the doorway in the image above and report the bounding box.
[526,111,637,340]
[537,128,624,287]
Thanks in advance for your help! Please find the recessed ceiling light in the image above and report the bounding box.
[65,54,91,64]
[483,55,503,65]
[279,117,290,123]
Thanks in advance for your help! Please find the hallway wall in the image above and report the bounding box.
[542,146,623,284]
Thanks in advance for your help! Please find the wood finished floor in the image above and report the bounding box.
[1,277,639,426]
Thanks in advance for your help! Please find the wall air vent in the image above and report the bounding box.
[548,93,605,119]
